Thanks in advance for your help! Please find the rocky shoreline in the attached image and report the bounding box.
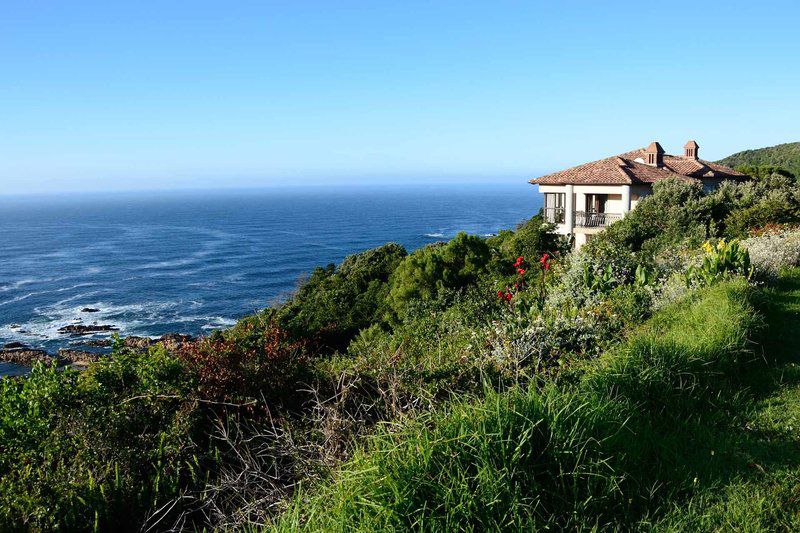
[0,333,195,373]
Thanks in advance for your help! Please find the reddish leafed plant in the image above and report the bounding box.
[177,320,308,404]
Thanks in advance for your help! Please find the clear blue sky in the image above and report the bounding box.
[2,1,799,195]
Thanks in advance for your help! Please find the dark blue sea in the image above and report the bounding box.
[0,183,541,375]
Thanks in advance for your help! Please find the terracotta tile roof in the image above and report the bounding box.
[530,145,747,186]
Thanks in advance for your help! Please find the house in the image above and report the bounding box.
[529,140,747,248]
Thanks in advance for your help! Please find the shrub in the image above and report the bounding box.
[742,226,800,277]
[177,320,308,404]
[0,349,205,531]
[708,172,800,237]
[386,233,491,321]
[323,286,500,402]
[592,178,707,255]
[547,240,638,310]
[686,239,752,287]
[274,243,407,350]
[488,214,567,264]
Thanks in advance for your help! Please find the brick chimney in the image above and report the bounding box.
[644,141,665,167]
[684,140,699,159]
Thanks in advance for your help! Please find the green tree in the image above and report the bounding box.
[387,233,491,320]
[275,243,407,349]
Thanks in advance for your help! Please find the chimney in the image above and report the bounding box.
[644,141,665,167]
[684,140,699,159]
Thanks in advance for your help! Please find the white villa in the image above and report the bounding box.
[529,140,747,248]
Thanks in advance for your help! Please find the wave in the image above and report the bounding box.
[424,233,445,238]
[0,292,38,308]
[0,279,38,292]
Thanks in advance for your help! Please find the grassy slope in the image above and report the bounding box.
[717,142,800,177]
[273,280,764,531]
[651,269,800,531]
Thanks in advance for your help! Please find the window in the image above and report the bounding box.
[585,193,607,214]
[544,193,566,223]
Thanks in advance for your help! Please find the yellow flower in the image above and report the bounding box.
[702,242,713,254]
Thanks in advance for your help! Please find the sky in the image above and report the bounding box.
[1,1,799,195]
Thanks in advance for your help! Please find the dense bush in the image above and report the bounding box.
[274,243,407,349]
[386,233,492,321]
[717,141,800,178]
[488,213,567,265]
[591,179,708,256]
[742,226,800,277]
[178,319,309,404]
[0,348,205,531]
[735,163,796,181]
[700,171,800,238]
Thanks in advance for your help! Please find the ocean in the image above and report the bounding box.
[0,183,541,375]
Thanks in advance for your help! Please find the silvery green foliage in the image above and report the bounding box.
[488,306,611,371]
[742,228,800,278]
[652,271,693,311]
[545,240,639,313]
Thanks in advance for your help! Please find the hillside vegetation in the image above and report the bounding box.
[2,166,800,531]
[718,141,800,179]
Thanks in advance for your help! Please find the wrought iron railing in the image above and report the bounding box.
[543,207,566,224]
[574,211,622,228]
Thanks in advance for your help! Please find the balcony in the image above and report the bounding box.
[574,211,622,228]
[543,208,622,228]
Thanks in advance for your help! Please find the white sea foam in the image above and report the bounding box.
[424,233,445,238]
[0,292,39,307]
[200,317,238,330]
[0,279,38,292]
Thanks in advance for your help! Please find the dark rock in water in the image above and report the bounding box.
[159,333,194,351]
[81,307,101,313]
[2,342,28,350]
[0,349,54,366]
[122,333,195,353]
[70,339,113,348]
[57,349,102,365]
[123,336,155,350]
[58,324,118,336]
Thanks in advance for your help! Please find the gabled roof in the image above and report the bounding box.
[530,145,747,186]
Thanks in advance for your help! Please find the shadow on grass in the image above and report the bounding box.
[623,271,800,528]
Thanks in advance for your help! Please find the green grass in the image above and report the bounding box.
[273,279,766,531]
[649,269,800,531]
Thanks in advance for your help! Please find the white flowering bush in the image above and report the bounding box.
[742,227,800,278]
[545,241,638,311]
[487,308,612,373]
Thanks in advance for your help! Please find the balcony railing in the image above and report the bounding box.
[544,208,622,228]
[574,211,622,228]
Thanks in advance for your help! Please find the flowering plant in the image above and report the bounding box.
[742,226,800,278]
[687,239,753,287]
[497,253,552,311]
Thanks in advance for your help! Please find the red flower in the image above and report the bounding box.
[539,253,550,264]
[544,262,551,270]
[517,268,526,275]
[497,290,504,299]
[505,292,513,301]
